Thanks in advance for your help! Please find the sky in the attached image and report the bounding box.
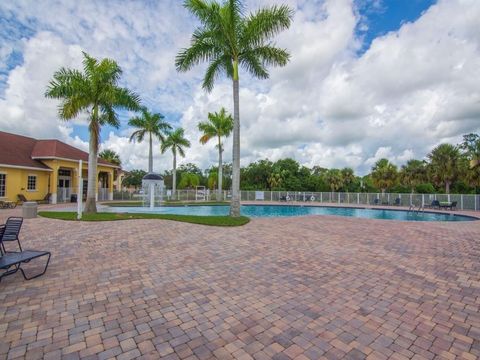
[0,0,479,175]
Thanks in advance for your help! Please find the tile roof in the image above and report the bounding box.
[0,131,117,169]
[0,131,51,170]
[32,140,114,166]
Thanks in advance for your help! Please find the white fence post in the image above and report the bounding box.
[461,194,463,210]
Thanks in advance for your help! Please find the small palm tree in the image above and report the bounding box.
[128,108,172,173]
[99,149,121,166]
[198,107,233,201]
[400,159,427,193]
[46,52,140,213]
[161,128,191,197]
[99,149,122,191]
[176,0,293,216]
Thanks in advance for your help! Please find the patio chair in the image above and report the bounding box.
[394,197,401,206]
[0,225,51,282]
[372,198,380,205]
[447,201,457,210]
[425,200,440,209]
[1,217,24,253]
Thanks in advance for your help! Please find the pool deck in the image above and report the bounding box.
[1,204,479,359]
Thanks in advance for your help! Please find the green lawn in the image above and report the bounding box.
[38,211,249,226]
[104,201,229,207]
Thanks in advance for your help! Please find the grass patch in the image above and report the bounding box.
[38,211,249,226]
[104,201,229,207]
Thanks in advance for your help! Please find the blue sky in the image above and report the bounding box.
[0,0,478,174]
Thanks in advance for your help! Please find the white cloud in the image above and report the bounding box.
[0,0,479,176]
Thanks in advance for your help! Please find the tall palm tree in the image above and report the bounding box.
[427,144,461,194]
[99,149,121,166]
[370,159,398,193]
[128,108,172,173]
[176,0,293,216]
[161,128,191,197]
[198,107,233,201]
[46,52,140,213]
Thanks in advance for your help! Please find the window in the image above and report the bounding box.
[27,175,37,191]
[58,169,71,176]
[0,174,5,197]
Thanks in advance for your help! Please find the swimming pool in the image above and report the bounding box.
[105,205,477,222]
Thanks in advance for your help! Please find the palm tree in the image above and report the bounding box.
[99,149,121,166]
[176,0,293,216]
[400,159,427,193]
[99,149,122,188]
[198,107,233,201]
[371,159,398,193]
[161,128,191,197]
[46,52,140,213]
[128,108,172,173]
[325,169,344,193]
[427,144,461,193]
[340,168,355,191]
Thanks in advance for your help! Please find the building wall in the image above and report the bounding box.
[0,166,51,202]
[40,159,115,203]
[0,160,115,204]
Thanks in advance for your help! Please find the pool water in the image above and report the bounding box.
[105,205,476,222]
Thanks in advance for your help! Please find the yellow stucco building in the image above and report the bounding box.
[0,131,118,204]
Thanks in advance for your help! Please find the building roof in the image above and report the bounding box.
[0,131,51,170]
[32,139,114,166]
[0,131,117,170]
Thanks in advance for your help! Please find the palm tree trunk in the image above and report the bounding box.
[172,150,177,200]
[230,61,241,217]
[218,137,223,201]
[148,132,153,173]
[446,181,450,194]
[84,121,99,214]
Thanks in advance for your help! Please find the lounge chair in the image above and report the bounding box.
[1,217,23,252]
[0,224,51,282]
[393,197,401,206]
[424,200,440,209]
[372,198,380,205]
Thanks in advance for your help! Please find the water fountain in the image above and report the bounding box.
[141,173,164,209]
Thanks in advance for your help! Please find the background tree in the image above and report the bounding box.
[176,0,293,216]
[99,149,122,185]
[128,108,171,173]
[340,168,355,191]
[198,107,233,200]
[161,128,191,198]
[122,169,147,190]
[370,159,398,193]
[45,52,140,213]
[99,149,121,166]
[178,172,200,189]
[400,159,427,193]
[427,144,461,193]
[325,169,343,192]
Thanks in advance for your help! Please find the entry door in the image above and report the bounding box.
[58,178,71,202]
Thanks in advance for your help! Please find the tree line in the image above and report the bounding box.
[118,133,480,195]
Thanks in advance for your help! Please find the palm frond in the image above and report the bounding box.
[240,5,294,48]
[203,55,230,91]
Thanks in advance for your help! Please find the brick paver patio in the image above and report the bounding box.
[0,207,479,359]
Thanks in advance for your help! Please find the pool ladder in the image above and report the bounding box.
[408,204,425,214]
